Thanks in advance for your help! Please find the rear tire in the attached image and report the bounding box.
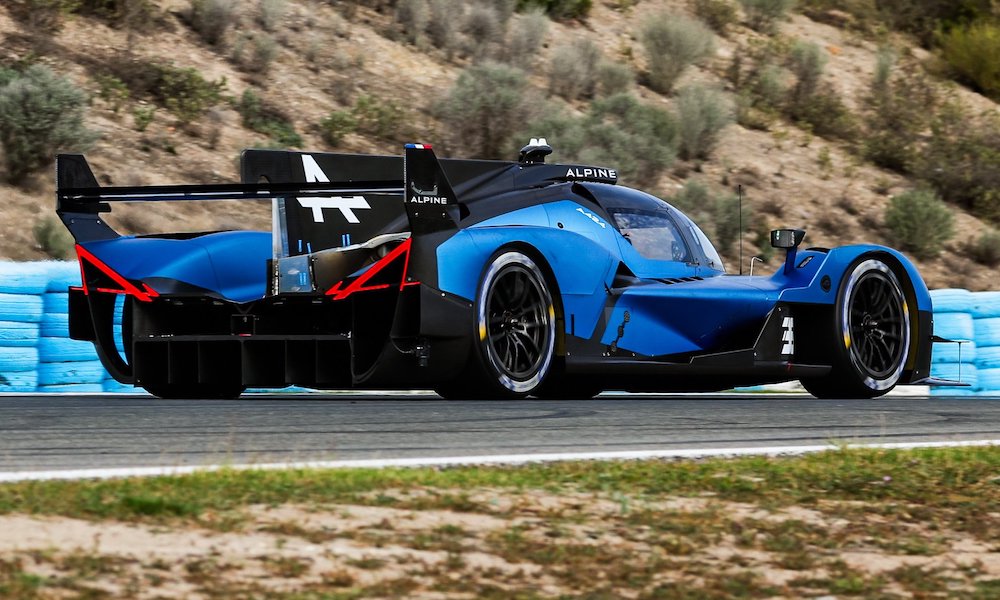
[435,250,556,400]
[801,257,911,399]
[142,383,245,400]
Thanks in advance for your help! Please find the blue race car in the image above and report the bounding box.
[56,141,945,399]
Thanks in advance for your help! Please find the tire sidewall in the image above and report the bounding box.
[474,250,556,396]
[835,256,910,393]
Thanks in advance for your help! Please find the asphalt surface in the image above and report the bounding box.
[1,393,999,474]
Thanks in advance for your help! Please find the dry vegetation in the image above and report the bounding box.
[1,446,999,598]
[0,0,999,290]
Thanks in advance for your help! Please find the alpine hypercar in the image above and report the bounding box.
[55,141,948,400]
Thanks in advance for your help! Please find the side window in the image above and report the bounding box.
[609,209,690,262]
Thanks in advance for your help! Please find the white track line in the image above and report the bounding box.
[2,439,999,483]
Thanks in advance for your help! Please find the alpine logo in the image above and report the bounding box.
[408,180,449,205]
[565,167,617,181]
[298,155,372,223]
[781,316,795,355]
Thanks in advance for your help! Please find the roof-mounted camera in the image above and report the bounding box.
[519,138,553,165]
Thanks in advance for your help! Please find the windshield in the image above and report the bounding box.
[609,209,690,262]
[674,210,726,272]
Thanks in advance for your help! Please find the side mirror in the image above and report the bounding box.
[771,228,806,249]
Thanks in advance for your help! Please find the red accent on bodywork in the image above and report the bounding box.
[75,244,157,302]
[325,238,418,300]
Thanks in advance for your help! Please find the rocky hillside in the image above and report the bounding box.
[0,0,998,289]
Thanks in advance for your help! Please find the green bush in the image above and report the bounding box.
[426,0,460,57]
[941,20,1000,99]
[351,95,405,139]
[436,62,531,159]
[503,8,549,70]
[516,0,590,20]
[132,105,155,131]
[232,32,278,73]
[463,4,501,59]
[0,65,95,183]
[692,0,738,34]
[548,38,601,100]
[884,189,954,259]
[641,13,716,94]
[12,0,80,33]
[187,0,237,46]
[95,74,130,113]
[712,192,749,255]
[33,215,74,259]
[968,229,1000,266]
[154,65,226,122]
[785,42,857,140]
[670,180,711,216]
[916,101,1000,221]
[863,63,937,173]
[395,0,428,44]
[675,84,734,161]
[739,0,795,33]
[75,0,154,29]
[595,61,633,97]
[319,110,356,147]
[524,93,678,186]
[257,0,285,32]
[237,89,302,147]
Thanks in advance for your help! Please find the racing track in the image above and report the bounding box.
[1,393,999,480]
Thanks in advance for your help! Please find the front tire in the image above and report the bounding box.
[801,257,911,399]
[436,250,556,399]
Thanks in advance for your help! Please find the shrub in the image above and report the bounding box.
[641,14,715,94]
[712,192,749,255]
[548,38,601,100]
[257,0,286,31]
[670,180,711,216]
[692,0,738,34]
[787,41,826,105]
[595,61,633,97]
[463,3,501,59]
[940,20,1000,99]
[319,110,356,147]
[426,0,460,56]
[95,74,130,113]
[436,62,531,159]
[916,100,1000,221]
[0,65,95,183]
[968,229,1000,266]
[237,89,302,147]
[153,65,226,122]
[503,8,549,70]
[33,216,74,259]
[351,95,405,139]
[187,0,237,46]
[516,0,591,20]
[395,0,428,44]
[132,105,155,131]
[863,63,937,173]
[524,93,678,186]
[675,84,734,161]
[739,0,795,33]
[232,32,278,73]
[884,189,954,259]
[12,0,80,33]
[785,42,857,140]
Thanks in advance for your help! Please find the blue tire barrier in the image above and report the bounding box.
[0,347,40,372]
[969,291,1000,319]
[934,312,974,341]
[45,261,81,292]
[43,293,69,314]
[38,360,107,386]
[0,263,53,295]
[38,337,98,363]
[930,288,973,313]
[976,346,1000,369]
[930,363,978,389]
[0,293,43,323]
[38,383,104,393]
[976,368,1000,392]
[103,378,138,392]
[974,317,1000,348]
[40,313,69,337]
[0,321,40,347]
[0,370,38,392]
[931,341,977,364]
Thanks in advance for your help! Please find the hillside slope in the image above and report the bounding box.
[0,0,997,290]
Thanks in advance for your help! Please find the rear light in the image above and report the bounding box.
[75,244,158,302]
[325,238,419,300]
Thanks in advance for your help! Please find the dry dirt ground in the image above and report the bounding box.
[2,489,1000,598]
[0,0,997,290]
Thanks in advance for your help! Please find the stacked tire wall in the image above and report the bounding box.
[0,261,134,394]
[0,261,998,395]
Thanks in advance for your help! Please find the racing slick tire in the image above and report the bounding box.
[801,256,911,400]
[435,250,556,400]
[141,383,246,400]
